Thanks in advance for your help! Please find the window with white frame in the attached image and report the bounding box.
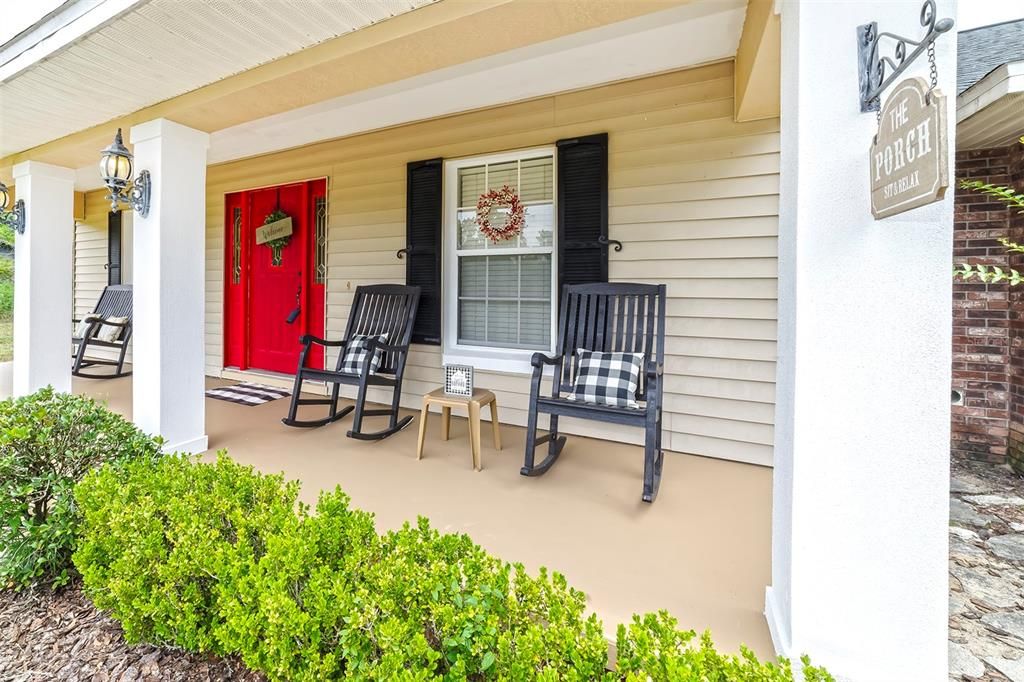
[444,148,556,369]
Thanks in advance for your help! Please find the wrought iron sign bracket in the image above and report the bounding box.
[1,199,26,235]
[857,0,953,113]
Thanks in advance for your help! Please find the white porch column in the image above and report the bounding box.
[129,119,209,453]
[768,1,955,680]
[11,161,75,396]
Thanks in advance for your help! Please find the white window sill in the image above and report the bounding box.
[442,347,554,376]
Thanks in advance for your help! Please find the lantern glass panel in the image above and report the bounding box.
[100,153,132,184]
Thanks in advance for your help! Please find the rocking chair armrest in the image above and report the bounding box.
[645,360,663,379]
[530,352,561,369]
[300,334,348,348]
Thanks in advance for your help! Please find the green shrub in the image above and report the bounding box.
[215,484,379,679]
[0,259,12,316]
[74,453,830,681]
[335,520,606,680]
[0,387,162,590]
[74,453,308,653]
[613,611,833,682]
[74,454,608,680]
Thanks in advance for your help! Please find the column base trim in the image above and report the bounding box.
[764,586,791,658]
[163,435,209,455]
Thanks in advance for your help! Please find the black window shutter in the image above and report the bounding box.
[557,133,609,292]
[405,158,443,345]
[107,211,122,286]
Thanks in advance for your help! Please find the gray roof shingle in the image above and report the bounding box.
[958,19,1024,94]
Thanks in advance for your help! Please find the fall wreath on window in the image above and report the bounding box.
[476,185,524,244]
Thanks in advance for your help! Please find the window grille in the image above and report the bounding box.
[232,207,242,284]
[315,196,327,284]
[453,155,554,350]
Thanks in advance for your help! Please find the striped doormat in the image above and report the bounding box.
[205,382,291,406]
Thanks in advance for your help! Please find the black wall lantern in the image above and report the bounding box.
[0,182,25,235]
[100,128,151,216]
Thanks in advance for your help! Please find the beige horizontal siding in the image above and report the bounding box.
[74,191,109,321]
[73,190,132,364]
[205,60,779,466]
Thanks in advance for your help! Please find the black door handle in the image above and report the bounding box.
[286,277,301,324]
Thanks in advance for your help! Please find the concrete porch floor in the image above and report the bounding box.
[75,375,774,657]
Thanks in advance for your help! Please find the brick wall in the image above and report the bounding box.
[952,147,1012,464]
[1006,142,1024,473]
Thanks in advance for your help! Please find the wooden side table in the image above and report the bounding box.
[417,387,502,471]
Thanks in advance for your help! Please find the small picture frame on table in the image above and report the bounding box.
[444,364,474,397]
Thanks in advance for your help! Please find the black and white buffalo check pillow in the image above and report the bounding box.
[567,349,644,408]
[339,334,389,375]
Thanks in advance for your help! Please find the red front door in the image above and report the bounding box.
[224,179,326,374]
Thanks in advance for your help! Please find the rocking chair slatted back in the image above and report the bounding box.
[340,284,420,375]
[92,285,133,341]
[555,283,666,401]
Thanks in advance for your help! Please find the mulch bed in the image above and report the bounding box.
[0,584,266,682]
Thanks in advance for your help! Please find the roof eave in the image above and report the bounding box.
[956,61,1024,151]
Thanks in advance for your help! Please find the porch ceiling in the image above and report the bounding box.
[0,0,438,159]
[0,0,736,186]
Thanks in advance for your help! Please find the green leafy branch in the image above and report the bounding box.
[960,180,1024,212]
[0,223,13,251]
[954,180,1024,285]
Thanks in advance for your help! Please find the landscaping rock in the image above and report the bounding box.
[952,536,988,558]
[951,527,987,557]
[988,535,1024,562]
[986,655,1024,682]
[952,475,992,495]
[950,642,986,679]
[965,495,1024,507]
[951,565,1021,610]
[982,612,1024,643]
[952,498,993,527]
[951,459,1024,682]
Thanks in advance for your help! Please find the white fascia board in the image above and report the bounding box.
[0,0,145,83]
[956,61,1024,123]
[205,0,746,165]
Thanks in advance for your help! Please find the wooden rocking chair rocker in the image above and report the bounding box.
[71,284,133,379]
[282,284,421,440]
[522,283,667,503]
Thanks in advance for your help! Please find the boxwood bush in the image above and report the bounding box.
[615,612,833,681]
[0,387,161,590]
[74,453,832,681]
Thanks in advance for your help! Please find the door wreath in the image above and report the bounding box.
[263,209,291,266]
[476,185,524,244]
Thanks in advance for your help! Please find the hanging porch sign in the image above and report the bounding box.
[256,210,293,265]
[869,77,948,219]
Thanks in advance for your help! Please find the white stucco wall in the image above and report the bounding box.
[768,1,955,680]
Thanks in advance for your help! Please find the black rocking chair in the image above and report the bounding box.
[71,284,133,379]
[522,283,667,503]
[282,284,421,440]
